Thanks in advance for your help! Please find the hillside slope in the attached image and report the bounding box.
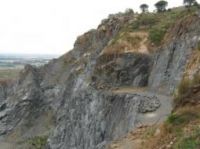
[0,8,200,149]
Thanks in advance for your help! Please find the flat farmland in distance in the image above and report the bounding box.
[0,54,59,80]
[0,68,21,80]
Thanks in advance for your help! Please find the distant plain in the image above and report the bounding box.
[0,54,58,80]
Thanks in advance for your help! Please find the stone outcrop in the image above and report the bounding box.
[0,11,199,149]
[149,15,200,94]
[93,53,152,88]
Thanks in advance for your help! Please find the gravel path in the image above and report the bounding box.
[112,87,173,125]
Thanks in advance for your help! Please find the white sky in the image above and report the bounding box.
[0,0,198,55]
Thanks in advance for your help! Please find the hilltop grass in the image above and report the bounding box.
[131,6,198,45]
[110,6,199,50]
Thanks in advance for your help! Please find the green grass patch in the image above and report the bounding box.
[175,137,200,149]
[130,7,197,45]
[167,111,199,126]
[132,14,159,30]
[166,113,184,125]
[174,128,200,149]
[165,110,199,136]
[27,136,48,149]
[149,25,167,45]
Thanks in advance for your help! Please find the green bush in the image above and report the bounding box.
[174,128,200,149]
[175,137,200,149]
[132,14,158,30]
[166,113,183,125]
[132,21,140,30]
[28,136,48,149]
[167,111,199,126]
[139,14,158,27]
[149,25,167,45]
[165,111,199,137]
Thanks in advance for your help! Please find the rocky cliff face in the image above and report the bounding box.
[149,15,200,94]
[0,11,200,149]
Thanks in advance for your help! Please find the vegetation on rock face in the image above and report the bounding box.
[175,129,200,149]
[166,110,199,126]
[174,74,200,106]
[105,2,200,49]
[165,109,200,149]
[139,70,200,149]
[131,7,196,45]
[1,1,200,149]
[132,14,158,30]
[27,136,48,149]
[149,25,167,45]
[141,106,200,149]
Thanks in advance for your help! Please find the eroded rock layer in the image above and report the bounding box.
[0,11,200,149]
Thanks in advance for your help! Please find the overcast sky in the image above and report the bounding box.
[0,0,199,55]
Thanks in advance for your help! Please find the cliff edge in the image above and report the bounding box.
[0,8,200,149]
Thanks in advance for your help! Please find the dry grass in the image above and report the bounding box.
[184,50,200,78]
[102,31,149,55]
[174,73,200,107]
[141,105,200,149]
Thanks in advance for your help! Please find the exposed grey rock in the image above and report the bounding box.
[149,15,200,94]
[47,88,161,149]
[93,53,152,88]
[0,11,199,149]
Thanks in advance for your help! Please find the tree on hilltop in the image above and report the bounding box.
[155,0,168,12]
[183,0,196,7]
[140,4,149,13]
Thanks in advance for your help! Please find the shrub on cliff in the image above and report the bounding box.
[132,14,158,30]
[174,74,200,106]
[28,136,48,149]
[131,8,189,45]
[149,25,167,45]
